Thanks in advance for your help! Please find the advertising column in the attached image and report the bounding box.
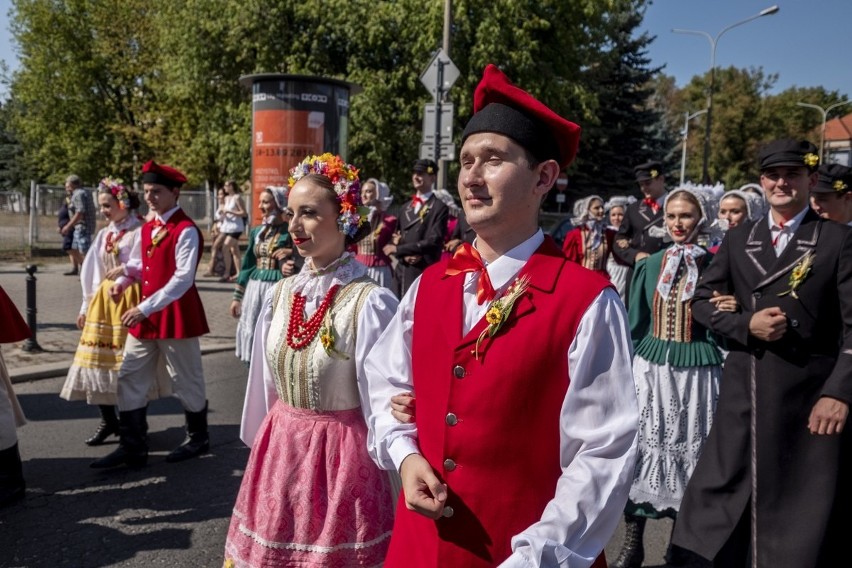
[239,74,359,226]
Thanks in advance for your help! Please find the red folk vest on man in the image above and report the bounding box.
[385,237,610,568]
[131,208,209,340]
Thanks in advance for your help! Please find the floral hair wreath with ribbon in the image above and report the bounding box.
[288,153,369,238]
[98,177,133,210]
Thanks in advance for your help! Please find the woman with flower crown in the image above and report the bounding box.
[610,187,734,568]
[562,194,616,279]
[223,154,398,568]
[229,186,293,365]
[60,179,168,446]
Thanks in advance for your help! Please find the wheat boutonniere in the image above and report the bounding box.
[418,204,430,222]
[319,314,348,360]
[778,251,814,299]
[474,274,531,361]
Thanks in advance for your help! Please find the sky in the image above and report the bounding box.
[0,0,850,101]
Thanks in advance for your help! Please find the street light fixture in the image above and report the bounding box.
[680,109,709,185]
[673,5,780,184]
[796,100,852,163]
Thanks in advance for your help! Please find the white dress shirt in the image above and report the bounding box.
[364,230,639,568]
[767,206,809,256]
[116,205,200,318]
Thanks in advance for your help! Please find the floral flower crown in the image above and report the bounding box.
[98,176,133,210]
[288,153,368,238]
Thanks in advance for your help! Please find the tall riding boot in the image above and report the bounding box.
[610,514,646,568]
[85,404,120,446]
[0,443,25,508]
[90,407,148,468]
[166,401,210,463]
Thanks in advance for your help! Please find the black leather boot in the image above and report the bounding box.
[85,405,120,446]
[90,407,148,468]
[0,443,25,508]
[166,401,209,463]
[610,514,646,568]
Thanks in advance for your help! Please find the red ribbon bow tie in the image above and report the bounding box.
[411,195,425,207]
[151,218,165,229]
[444,243,496,304]
[643,198,660,213]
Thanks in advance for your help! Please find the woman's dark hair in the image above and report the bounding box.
[225,179,240,193]
[301,173,371,246]
[127,193,141,210]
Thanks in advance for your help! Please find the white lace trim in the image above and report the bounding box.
[289,251,367,300]
[235,520,391,553]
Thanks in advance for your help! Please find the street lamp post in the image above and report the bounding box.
[680,109,709,185]
[796,100,852,163]
[673,5,780,184]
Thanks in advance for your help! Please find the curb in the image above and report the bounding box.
[9,342,236,384]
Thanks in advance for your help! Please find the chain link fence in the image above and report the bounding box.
[0,183,213,253]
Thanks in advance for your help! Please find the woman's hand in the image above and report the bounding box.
[281,259,296,277]
[76,314,86,330]
[391,392,416,423]
[271,247,292,260]
[229,299,241,319]
[105,266,124,280]
[710,291,738,312]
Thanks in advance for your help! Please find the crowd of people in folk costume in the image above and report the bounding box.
[1,63,850,568]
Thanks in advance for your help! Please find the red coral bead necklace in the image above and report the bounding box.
[286,284,341,350]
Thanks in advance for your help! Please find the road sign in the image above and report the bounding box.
[420,48,460,98]
[422,103,454,145]
[420,142,456,162]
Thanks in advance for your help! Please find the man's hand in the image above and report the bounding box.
[76,314,86,330]
[399,454,447,519]
[635,251,650,262]
[108,284,124,302]
[230,299,241,319]
[383,243,398,257]
[120,306,145,328]
[808,396,849,435]
[445,239,462,253]
[615,238,629,250]
[404,255,422,265]
[748,307,787,342]
[390,392,416,423]
[710,290,738,313]
[271,247,292,261]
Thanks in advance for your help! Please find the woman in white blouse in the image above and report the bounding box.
[224,154,399,568]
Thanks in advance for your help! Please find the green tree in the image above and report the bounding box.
[8,0,160,184]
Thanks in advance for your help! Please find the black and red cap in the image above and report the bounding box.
[461,65,581,169]
[140,160,188,188]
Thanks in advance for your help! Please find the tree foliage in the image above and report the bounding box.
[1,0,848,200]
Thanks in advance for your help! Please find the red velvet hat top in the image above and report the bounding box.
[461,64,581,169]
[140,160,188,188]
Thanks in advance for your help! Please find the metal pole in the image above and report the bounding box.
[433,60,444,191]
[673,5,780,184]
[28,181,36,248]
[680,112,689,186]
[438,0,452,192]
[21,265,42,352]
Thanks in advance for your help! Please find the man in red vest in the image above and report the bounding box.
[364,65,639,567]
[92,160,210,469]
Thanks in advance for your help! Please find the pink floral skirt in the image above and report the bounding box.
[224,401,394,567]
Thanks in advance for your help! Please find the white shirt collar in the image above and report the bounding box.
[156,205,182,224]
[767,205,809,232]
[472,229,544,293]
[416,191,433,201]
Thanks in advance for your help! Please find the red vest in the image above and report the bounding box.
[131,209,209,340]
[0,285,29,344]
[385,237,610,568]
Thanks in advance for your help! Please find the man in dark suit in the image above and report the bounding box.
[613,161,668,266]
[810,163,852,226]
[383,159,449,297]
[672,139,852,568]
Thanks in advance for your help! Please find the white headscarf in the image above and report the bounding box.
[365,178,394,210]
[571,194,606,249]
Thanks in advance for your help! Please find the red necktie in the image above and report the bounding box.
[444,243,496,304]
[643,198,660,214]
[771,220,784,247]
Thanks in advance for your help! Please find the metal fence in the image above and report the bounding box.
[0,183,213,252]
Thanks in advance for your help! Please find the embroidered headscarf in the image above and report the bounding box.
[571,194,606,250]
